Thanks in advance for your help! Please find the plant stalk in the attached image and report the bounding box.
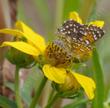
[45,93,59,108]
[29,76,47,108]
[15,66,23,108]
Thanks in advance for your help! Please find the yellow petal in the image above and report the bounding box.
[15,21,46,53]
[72,72,96,100]
[0,28,45,53]
[89,20,104,28]
[69,11,82,24]
[1,41,40,57]
[0,29,25,37]
[42,64,66,84]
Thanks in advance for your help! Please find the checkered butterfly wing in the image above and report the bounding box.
[57,19,105,45]
[57,19,105,62]
[77,24,105,45]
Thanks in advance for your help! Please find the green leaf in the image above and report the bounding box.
[92,48,105,108]
[5,82,14,92]
[21,68,42,106]
[0,95,17,108]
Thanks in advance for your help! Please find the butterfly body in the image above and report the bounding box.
[45,39,73,67]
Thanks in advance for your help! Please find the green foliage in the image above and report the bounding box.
[0,95,17,108]
[21,69,43,106]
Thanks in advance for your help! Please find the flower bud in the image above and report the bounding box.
[52,72,81,98]
[6,47,36,68]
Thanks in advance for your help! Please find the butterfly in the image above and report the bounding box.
[56,19,105,62]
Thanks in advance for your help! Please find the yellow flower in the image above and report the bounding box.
[69,11,104,28]
[0,11,103,100]
[0,21,46,57]
[43,64,96,100]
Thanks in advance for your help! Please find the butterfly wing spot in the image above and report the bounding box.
[88,25,105,42]
[57,19,105,44]
[57,19,82,39]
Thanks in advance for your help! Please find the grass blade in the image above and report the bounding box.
[92,48,105,108]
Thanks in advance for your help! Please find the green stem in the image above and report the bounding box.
[45,93,59,108]
[29,77,47,108]
[47,89,55,103]
[92,48,104,108]
[63,99,88,108]
[15,66,23,108]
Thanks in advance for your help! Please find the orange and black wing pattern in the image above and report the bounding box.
[57,19,105,62]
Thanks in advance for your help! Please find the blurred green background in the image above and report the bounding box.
[0,0,110,108]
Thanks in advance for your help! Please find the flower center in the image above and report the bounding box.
[45,39,73,67]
